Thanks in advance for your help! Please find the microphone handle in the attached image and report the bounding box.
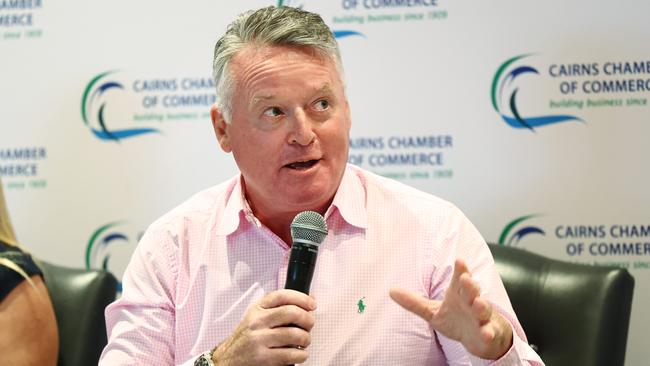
[284,243,318,294]
[284,243,318,366]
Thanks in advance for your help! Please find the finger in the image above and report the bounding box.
[389,287,438,321]
[264,305,316,330]
[485,312,514,348]
[458,273,480,305]
[450,259,470,292]
[471,297,492,324]
[479,322,497,344]
[258,289,316,311]
[264,326,312,348]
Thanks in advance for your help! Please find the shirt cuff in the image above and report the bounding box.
[466,328,541,365]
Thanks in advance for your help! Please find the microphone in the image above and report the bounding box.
[283,211,327,366]
[284,211,328,295]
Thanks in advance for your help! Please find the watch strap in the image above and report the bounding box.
[194,350,215,366]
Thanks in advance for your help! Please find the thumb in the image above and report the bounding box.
[389,287,440,321]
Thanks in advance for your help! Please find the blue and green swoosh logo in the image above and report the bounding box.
[85,221,137,291]
[81,71,160,142]
[498,214,545,246]
[491,54,582,131]
[85,221,129,271]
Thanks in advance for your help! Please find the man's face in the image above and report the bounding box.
[213,45,351,216]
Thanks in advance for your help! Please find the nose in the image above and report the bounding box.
[287,109,316,146]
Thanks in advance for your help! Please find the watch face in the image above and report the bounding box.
[194,354,210,366]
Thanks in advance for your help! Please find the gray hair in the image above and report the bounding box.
[212,6,344,123]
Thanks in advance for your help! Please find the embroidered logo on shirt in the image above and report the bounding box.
[357,297,366,313]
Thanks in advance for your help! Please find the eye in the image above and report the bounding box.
[314,99,329,111]
[263,107,283,117]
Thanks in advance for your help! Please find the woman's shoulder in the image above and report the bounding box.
[0,242,59,365]
[0,240,43,301]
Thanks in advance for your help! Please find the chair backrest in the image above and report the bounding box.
[488,244,634,366]
[38,261,118,366]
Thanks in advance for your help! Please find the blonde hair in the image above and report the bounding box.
[0,179,35,287]
[0,179,18,246]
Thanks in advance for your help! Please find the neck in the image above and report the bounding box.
[259,211,295,246]
[244,194,330,246]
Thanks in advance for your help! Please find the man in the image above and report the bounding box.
[100,6,543,365]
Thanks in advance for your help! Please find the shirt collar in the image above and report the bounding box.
[215,175,249,236]
[326,165,367,229]
[216,165,368,236]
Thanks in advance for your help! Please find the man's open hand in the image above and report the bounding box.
[390,259,512,359]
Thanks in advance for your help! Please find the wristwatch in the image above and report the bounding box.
[194,350,215,366]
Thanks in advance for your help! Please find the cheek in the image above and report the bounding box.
[326,128,350,153]
[231,129,264,156]
[233,134,281,168]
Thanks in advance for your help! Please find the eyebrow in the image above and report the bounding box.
[250,84,335,109]
[250,94,274,109]
[315,84,334,96]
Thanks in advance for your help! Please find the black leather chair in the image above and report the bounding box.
[38,261,118,366]
[488,244,634,366]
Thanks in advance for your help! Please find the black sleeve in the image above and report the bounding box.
[0,241,43,301]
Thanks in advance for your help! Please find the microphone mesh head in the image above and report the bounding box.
[290,211,328,246]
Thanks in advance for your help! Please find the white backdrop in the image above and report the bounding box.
[1,0,648,364]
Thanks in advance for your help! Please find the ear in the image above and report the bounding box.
[343,99,352,132]
[211,104,231,152]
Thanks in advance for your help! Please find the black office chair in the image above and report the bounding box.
[488,244,634,366]
[37,261,118,366]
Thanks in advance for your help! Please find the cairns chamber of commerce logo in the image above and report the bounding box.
[82,71,160,141]
[1,0,44,40]
[498,214,545,247]
[0,146,48,190]
[492,53,650,131]
[81,70,214,142]
[85,221,142,290]
[491,54,582,131]
[332,0,448,27]
[277,0,365,39]
[348,134,453,181]
[278,0,448,30]
[498,215,650,269]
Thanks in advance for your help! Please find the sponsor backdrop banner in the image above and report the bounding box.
[2,0,648,363]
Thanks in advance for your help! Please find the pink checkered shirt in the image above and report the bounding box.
[100,165,543,365]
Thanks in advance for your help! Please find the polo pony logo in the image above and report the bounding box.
[357,297,366,313]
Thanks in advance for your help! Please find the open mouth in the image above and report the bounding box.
[285,159,319,170]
